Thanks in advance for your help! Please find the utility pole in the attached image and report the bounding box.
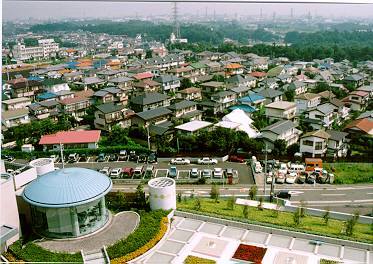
[146,125,151,151]
[263,143,268,196]
[60,142,65,168]
[270,159,276,202]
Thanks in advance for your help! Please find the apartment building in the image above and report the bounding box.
[12,39,59,60]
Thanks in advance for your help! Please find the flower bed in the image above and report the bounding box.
[184,255,216,264]
[110,212,169,264]
[232,244,267,264]
[319,259,342,264]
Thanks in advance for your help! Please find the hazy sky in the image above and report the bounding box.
[3,1,373,21]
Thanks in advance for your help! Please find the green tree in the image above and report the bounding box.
[293,208,301,226]
[145,50,153,59]
[300,200,307,218]
[135,182,146,208]
[249,186,258,200]
[323,208,330,226]
[273,139,287,156]
[284,89,296,102]
[243,205,249,219]
[210,184,220,203]
[287,143,300,157]
[180,78,193,89]
[194,197,201,210]
[177,193,182,203]
[257,197,264,211]
[227,196,235,210]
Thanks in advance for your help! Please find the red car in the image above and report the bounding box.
[229,155,245,163]
[122,167,134,178]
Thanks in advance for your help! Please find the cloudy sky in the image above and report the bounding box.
[3,1,373,21]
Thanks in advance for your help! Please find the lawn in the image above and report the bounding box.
[177,198,373,244]
[324,163,373,184]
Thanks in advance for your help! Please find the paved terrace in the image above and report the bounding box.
[36,211,139,253]
[134,214,371,264]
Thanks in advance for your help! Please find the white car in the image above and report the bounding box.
[190,168,199,178]
[276,173,285,184]
[286,172,297,184]
[110,168,122,178]
[278,163,288,175]
[213,168,223,178]
[202,169,212,178]
[254,162,262,173]
[99,167,111,176]
[171,158,191,165]
[198,157,218,165]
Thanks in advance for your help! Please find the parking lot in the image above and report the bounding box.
[44,155,254,184]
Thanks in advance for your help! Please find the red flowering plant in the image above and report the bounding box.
[232,244,267,264]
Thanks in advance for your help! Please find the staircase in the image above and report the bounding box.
[82,247,110,264]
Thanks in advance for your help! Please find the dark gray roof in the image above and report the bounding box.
[149,124,170,136]
[227,75,245,84]
[136,107,172,121]
[131,92,169,106]
[39,100,60,107]
[230,86,250,93]
[168,100,196,110]
[212,91,236,98]
[326,130,348,141]
[357,110,373,120]
[154,74,180,83]
[315,103,336,115]
[96,102,125,114]
[109,77,133,83]
[258,88,283,99]
[261,120,296,135]
[345,74,363,81]
[198,100,220,107]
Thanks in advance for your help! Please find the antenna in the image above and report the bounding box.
[173,2,181,39]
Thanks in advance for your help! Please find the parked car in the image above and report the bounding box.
[288,164,305,174]
[97,153,106,162]
[108,154,117,162]
[276,173,285,184]
[190,168,199,178]
[118,150,128,161]
[202,169,212,178]
[50,155,59,163]
[213,168,223,178]
[266,173,273,184]
[254,162,262,173]
[133,166,144,178]
[297,171,307,184]
[171,158,190,165]
[68,153,79,163]
[145,165,155,178]
[2,155,15,162]
[99,167,111,176]
[275,191,291,199]
[278,163,288,175]
[122,167,134,178]
[225,168,237,178]
[110,168,122,178]
[138,154,148,163]
[168,166,178,178]
[197,157,218,165]
[317,170,328,184]
[148,152,157,163]
[79,154,87,162]
[228,155,245,163]
[306,172,317,184]
[286,172,297,184]
[128,151,138,162]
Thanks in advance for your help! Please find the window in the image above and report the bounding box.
[315,142,323,150]
[303,140,313,146]
[315,114,324,120]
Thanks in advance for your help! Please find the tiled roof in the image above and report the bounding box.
[168,100,196,110]
[135,107,172,121]
[96,102,126,114]
[301,130,330,139]
[39,130,101,145]
[345,118,373,134]
[261,120,296,135]
[131,92,169,105]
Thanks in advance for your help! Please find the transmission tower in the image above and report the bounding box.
[173,2,181,39]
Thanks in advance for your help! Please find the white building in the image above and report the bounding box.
[148,177,176,211]
[295,93,321,114]
[12,39,59,60]
[300,130,330,158]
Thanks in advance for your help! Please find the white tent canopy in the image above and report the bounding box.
[220,109,260,138]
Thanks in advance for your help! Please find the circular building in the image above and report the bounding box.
[148,177,176,211]
[22,167,112,238]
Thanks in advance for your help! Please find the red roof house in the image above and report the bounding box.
[133,72,154,81]
[39,130,101,150]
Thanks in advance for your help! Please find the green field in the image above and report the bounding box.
[177,199,373,243]
[324,163,373,184]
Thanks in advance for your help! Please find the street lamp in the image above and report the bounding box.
[262,143,272,197]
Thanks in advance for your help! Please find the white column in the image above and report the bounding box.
[100,197,106,223]
[70,207,80,237]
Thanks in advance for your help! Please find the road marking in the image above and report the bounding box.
[366,193,373,195]
[320,194,346,196]
[291,199,373,204]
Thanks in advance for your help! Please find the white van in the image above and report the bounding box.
[254,161,262,173]
[288,164,305,174]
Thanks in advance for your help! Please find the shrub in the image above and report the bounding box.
[293,208,301,226]
[107,210,168,260]
[249,186,257,200]
[194,197,201,211]
[227,196,235,210]
[210,184,220,202]
[323,208,330,226]
[243,205,249,219]
[184,255,216,264]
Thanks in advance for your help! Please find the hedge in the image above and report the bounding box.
[9,240,82,262]
[107,210,169,260]
[2,144,150,160]
[184,256,216,264]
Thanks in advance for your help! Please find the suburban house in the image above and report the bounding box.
[295,93,321,114]
[238,92,266,109]
[260,78,279,90]
[131,107,172,127]
[229,86,251,99]
[108,76,133,90]
[154,74,180,93]
[2,97,31,111]
[260,120,301,149]
[130,92,171,112]
[133,80,161,94]
[167,100,202,122]
[325,130,349,158]
[265,101,297,122]
[75,76,105,90]
[225,63,244,76]
[226,75,253,88]
[7,78,43,99]
[357,110,373,121]
[96,69,125,81]
[258,88,283,105]
[175,120,213,135]
[28,100,60,120]
[318,91,336,102]
[328,98,350,121]
[342,90,369,111]
[94,102,135,131]
[357,85,373,99]
[177,87,202,101]
[211,91,237,110]
[344,74,364,88]
[93,87,128,105]
[344,118,373,137]
[58,89,93,119]
[2,109,30,129]
[283,81,307,96]
[198,100,224,115]
[299,130,330,158]
[190,62,207,76]
[306,103,338,129]
[200,81,226,95]
[39,130,101,151]
[42,79,70,93]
